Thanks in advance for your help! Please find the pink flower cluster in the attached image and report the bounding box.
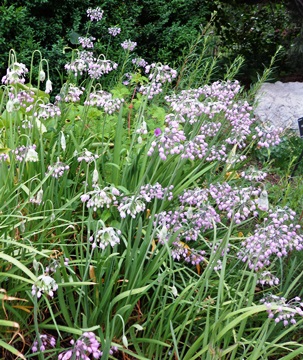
[148,80,282,163]
[90,226,121,250]
[121,40,137,51]
[58,332,102,359]
[2,62,28,85]
[8,89,35,113]
[32,334,56,353]
[138,63,177,99]
[87,7,104,22]
[79,36,95,49]
[47,161,70,178]
[108,26,121,37]
[261,295,303,326]
[34,103,61,120]
[65,53,118,80]
[238,207,303,271]
[84,90,124,114]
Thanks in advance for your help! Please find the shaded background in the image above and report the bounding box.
[0,0,302,88]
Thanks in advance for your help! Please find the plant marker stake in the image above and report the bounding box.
[290,117,303,179]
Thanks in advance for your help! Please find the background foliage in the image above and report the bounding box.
[0,0,302,90]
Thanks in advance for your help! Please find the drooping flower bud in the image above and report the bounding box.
[60,132,66,152]
[257,189,269,211]
[92,168,99,184]
[45,79,52,94]
[36,189,43,205]
[39,70,46,82]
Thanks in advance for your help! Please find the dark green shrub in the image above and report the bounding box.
[0,0,212,91]
[212,0,298,84]
[0,4,39,70]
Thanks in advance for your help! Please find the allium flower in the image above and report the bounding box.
[122,72,133,85]
[81,194,90,203]
[79,36,96,49]
[261,295,303,326]
[77,150,99,163]
[6,98,20,113]
[2,62,28,85]
[16,89,35,111]
[171,241,206,265]
[108,26,121,36]
[32,334,56,353]
[65,58,88,77]
[139,183,174,202]
[121,40,137,51]
[31,274,58,298]
[90,226,121,250]
[209,183,260,222]
[30,189,44,205]
[87,7,104,22]
[34,103,61,120]
[136,120,148,135]
[253,124,283,148]
[257,271,280,286]
[45,259,59,274]
[65,51,118,79]
[87,58,118,80]
[58,332,102,360]
[145,63,177,83]
[240,167,267,181]
[82,186,119,211]
[84,90,124,114]
[132,57,148,68]
[139,81,163,99]
[47,161,70,178]
[0,153,9,162]
[12,144,38,162]
[63,84,85,103]
[24,147,39,162]
[118,195,146,218]
[238,207,303,271]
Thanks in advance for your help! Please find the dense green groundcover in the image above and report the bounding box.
[1,4,303,360]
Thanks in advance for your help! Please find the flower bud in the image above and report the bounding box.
[39,70,46,82]
[60,132,66,152]
[45,79,52,94]
[92,168,99,184]
[257,190,269,211]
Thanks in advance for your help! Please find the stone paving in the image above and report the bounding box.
[254,81,303,134]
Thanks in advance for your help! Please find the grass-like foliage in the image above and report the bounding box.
[1,7,303,360]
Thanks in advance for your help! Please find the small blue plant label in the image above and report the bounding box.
[298,117,303,138]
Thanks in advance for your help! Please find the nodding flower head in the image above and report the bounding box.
[2,62,28,85]
[45,79,52,94]
[31,274,58,298]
